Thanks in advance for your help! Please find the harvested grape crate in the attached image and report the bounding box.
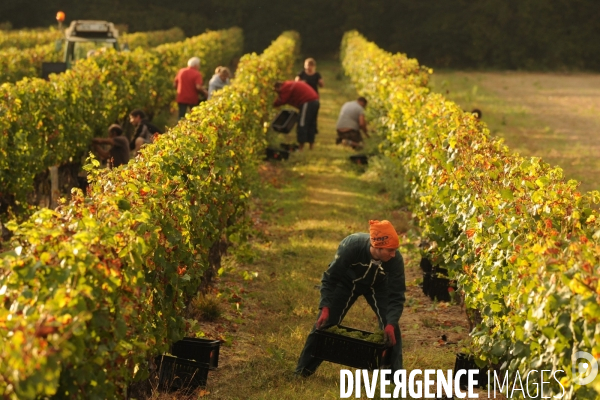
[454,353,490,389]
[271,109,299,133]
[312,325,391,370]
[155,355,210,393]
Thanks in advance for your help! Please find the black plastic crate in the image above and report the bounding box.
[430,274,452,302]
[265,147,290,161]
[312,325,390,370]
[280,143,300,152]
[41,62,67,80]
[271,110,299,133]
[422,271,432,297]
[155,355,210,393]
[419,256,433,273]
[423,267,456,302]
[170,337,220,370]
[77,176,89,192]
[454,353,489,389]
[349,154,368,165]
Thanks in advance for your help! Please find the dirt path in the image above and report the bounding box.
[431,71,600,192]
[187,61,496,400]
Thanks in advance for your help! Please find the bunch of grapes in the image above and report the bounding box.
[325,326,384,343]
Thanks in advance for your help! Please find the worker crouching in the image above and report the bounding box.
[295,220,406,377]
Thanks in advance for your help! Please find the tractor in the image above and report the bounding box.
[42,20,120,79]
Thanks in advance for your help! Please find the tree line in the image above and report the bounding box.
[2,0,600,70]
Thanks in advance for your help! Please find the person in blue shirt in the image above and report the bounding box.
[208,67,231,99]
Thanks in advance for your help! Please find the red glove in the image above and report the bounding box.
[384,324,396,347]
[316,307,330,329]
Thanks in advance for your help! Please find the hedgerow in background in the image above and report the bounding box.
[0,27,243,217]
[0,27,62,50]
[0,27,187,85]
[0,26,185,51]
[121,27,185,50]
[0,44,63,84]
[0,30,299,399]
[5,0,600,71]
[342,31,600,399]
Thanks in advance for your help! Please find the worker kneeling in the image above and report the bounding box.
[295,220,406,377]
[336,96,369,149]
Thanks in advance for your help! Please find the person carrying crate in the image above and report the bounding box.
[273,81,319,151]
[295,220,406,377]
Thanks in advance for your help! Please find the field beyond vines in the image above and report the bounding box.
[431,71,600,193]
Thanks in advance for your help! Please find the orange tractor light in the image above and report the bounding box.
[56,11,66,22]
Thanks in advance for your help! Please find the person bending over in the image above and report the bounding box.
[273,81,319,151]
[336,97,369,149]
[295,219,406,377]
[92,124,130,168]
[129,109,163,156]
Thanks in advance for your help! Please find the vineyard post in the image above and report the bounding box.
[49,165,59,209]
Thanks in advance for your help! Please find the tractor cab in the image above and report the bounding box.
[64,20,119,66]
[42,20,120,79]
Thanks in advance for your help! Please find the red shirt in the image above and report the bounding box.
[273,81,319,109]
[174,67,203,104]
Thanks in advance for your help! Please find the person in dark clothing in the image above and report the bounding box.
[295,220,406,377]
[92,124,130,168]
[129,109,163,156]
[295,58,323,135]
[273,81,320,151]
[295,58,324,95]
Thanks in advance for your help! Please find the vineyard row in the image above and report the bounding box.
[0,27,243,216]
[341,31,600,399]
[0,27,186,84]
[0,30,299,399]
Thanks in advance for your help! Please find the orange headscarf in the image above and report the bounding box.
[369,220,400,249]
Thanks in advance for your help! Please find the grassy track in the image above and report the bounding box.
[188,61,498,400]
[430,71,600,193]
